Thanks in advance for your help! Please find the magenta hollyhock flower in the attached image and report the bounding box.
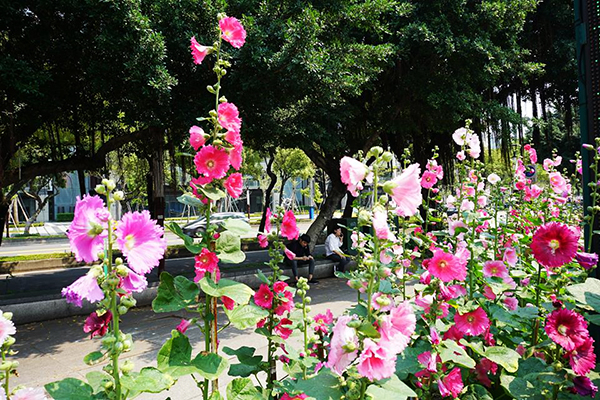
[224,173,244,198]
[67,195,108,263]
[503,296,518,311]
[194,145,231,180]
[545,308,590,351]
[427,250,466,282]
[503,247,517,267]
[454,307,490,336]
[569,337,596,375]
[390,163,422,217]
[421,170,438,189]
[11,388,48,400]
[327,315,359,375]
[221,296,235,310]
[576,252,599,270]
[258,234,268,248]
[115,210,166,276]
[83,311,112,339]
[275,290,294,316]
[340,156,367,196]
[194,248,220,282]
[190,36,209,64]
[225,128,242,146]
[281,210,299,240]
[0,313,16,344]
[229,142,243,171]
[378,301,416,354]
[549,172,568,194]
[176,319,192,334]
[284,248,296,260]
[571,376,598,397]
[475,358,498,388]
[483,285,496,300]
[280,393,307,400]
[438,367,464,398]
[356,338,395,381]
[120,267,148,294]
[531,222,578,268]
[255,284,274,309]
[483,260,509,279]
[219,17,246,48]
[275,318,293,339]
[314,309,334,334]
[265,208,272,233]
[273,281,288,294]
[62,272,104,307]
[217,102,242,133]
[189,125,206,150]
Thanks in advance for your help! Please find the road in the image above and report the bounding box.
[0,220,317,257]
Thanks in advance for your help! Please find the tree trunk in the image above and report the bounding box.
[539,85,550,147]
[342,194,354,218]
[531,87,541,149]
[0,201,8,245]
[73,109,87,197]
[306,179,347,252]
[564,94,573,139]
[259,153,276,233]
[150,128,166,275]
[517,90,523,147]
[278,177,288,207]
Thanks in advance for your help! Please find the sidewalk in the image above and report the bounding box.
[10,277,355,400]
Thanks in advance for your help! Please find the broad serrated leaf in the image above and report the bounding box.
[484,346,520,373]
[439,340,476,369]
[222,219,255,236]
[226,377,262,399]
[177,193,207,207]
[83,351,105,366]
[85,371,113,395]
[198,186,227,201]
[152,272,199,313]
[293,369,342,400]
[200,277,254,304]
[225,304,269,330]
[365,375,416,399]
[120,367,174,398]
[45,378,95,400]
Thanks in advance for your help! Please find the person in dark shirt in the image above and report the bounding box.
[285,234,318,284]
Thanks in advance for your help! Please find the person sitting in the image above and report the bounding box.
[284,234,318,284]
[325,226,350,273]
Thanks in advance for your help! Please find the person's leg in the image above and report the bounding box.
[327,254,344,272]
[285,259,299,282]
[339,256,350,272]
[308,258,317,283]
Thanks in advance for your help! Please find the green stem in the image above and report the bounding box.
[106,195,122,400]
[2,349,9,399]
[532,261,544,346]
[367,163,379,321]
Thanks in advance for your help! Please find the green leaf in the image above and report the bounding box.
[83,351,106,366]
[191,352,230,380]
[222,219,255,236]
[439,340,476,369]
[153,272,200,313]
[365,375,417,399]
[85,371,112,395]
[219,250,246,264]
[462,384,494,400]
[217,231,246,264]
[45,378,95,400]
[198,186,227,201]
[225,304,269,330]
[256,269,270,284]
[395,342,431,379]
[177,193,207,207]
[209,392,225,400]
[121,367,174,398]
[586,313,600,325]
[567,278,600,311]
[226,377,262,399]
[358,321,381,338]
[293,369,343,400]
[484,346,520,373]
[199,277,254,304]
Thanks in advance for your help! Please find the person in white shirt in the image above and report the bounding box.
[325,226,350,273]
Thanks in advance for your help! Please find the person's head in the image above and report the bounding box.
[299,234,311,247]
[333,226,342,237]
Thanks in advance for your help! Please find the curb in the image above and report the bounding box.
[5,261,337,325]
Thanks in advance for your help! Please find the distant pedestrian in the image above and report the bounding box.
[284,234,318,284]
[325,226,350,273]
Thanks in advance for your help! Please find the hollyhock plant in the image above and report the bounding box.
[190,36,209,64]
[120,267,148,294]
[0,312,16,344]
[482,260,509,279]
[217,102,242,132]
[194,248,220,282]
[189,125,206,150]
[229,142,243,170]
[281,210,299,240]
[356,339,395,381]
[258,234,268,248]
[275,318,293,340]
[531,222,578,268]
[284,247,296,260]
[421,170,438,189]
[388,163,422,217]
[576,252,599,270]
[454,307,490,336]
[67,195,108,263]
[61,270,104,307]
[255,284,274,309]
[219,16,246,48]
[340,156,368,196]
[427,250,466,282]
[176,319,192,334]
[314,310,334,334]
[11,388,48,400]
[83,311,112,339]
[571,376,599,397]
[545,308,590,351]
[115,210,166,276]
[327,316,359,375]
[224,173,243,198]
[194,145,231,179]
[438,367,464,398]
[569,337,596,375]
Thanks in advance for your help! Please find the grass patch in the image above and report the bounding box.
[0,252,73,262]
[6,234,67,240]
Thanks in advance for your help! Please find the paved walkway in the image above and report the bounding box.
[10,277,355,399]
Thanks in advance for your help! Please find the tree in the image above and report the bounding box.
[273,148,315,208]
[21,176,62,235]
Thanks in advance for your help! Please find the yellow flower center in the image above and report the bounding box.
[558,324,568,335]
[439,260,447,269]
[206,160,215,169]
[125,234,136,251]
[549,239,560,251]
[467,316,475,323]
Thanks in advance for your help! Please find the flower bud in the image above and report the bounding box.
[219,96,228,103]
[118,306,128,315]
[209,110,218,117]
[106,180,116,191]
[305,296,312,304]
[123,339,132,351]
[369,146,383,157]
[583,143,595,151]
[113,191,124,201]
[102,178,110,186]
[346,320,361,329]
[305,306,311,313]
[114,342,124,352]
[383,180,397,195]
[2,312,13,321]
[342,342,357,353]
[121,360,134,374]
[0,362,11,371]
[379,195,388,205]
[358,210,371,226]
[217,12,227,20]
[207,85,216,94]
[11,361,18,369]
[95,185,106,194]
[382,151,393,162]
[4,337,15,347]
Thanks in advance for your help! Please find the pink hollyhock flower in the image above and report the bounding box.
[327,316,359,375]
[225,129,241,146]
[438,367,464,398]
[176,319,192,334]
[314,309,334,334]
[254,284,274,309]
[454,307,490,336]
[372,209,394,240]
[194,145,230,180]
[221,296,235,310]
[421,170,438,189]
[576,252,599,270]
[545,308,590,351]
[427,250,466,282]
[443,325,464,342]
[275,290,294,316]
[67,195,108,263]
[62,272,104,307]
[531,222,578,268]
[483,285,496,300]
[453,128,468,145]
[190,175,212,192]
[569,337,596,375]
[11,388,48,400]
[371,292,394,312]
[83,310,112,339]
[273,281,288,294]
[0,313,16,344]
[190,36,209,64]
[449,220,467,236]
[229,142,243,171]
[487,173,501,185]
[524,184,543,201]
[378,301,416,354]
[115,210,166,276]
[219,17,246,48]
[224,173,243,198]
[280,393,307,400]
[379,250,393,265]
[265,207,272,233]
[120,267,148,294]
[189,125,205,150]
[389,164,422,217]
[504,296,518,311]
[439,283,466,301]
[528,147,538,163]
[281,210,299,240]
[543,158,554,171]
[194,248,220,282]
[456,151,466,161]
[258,234,268,248]
[217,102,242,133]
[483,260,509,279]
[475,358,498,388]
[549,172,568,194]
[503,247,517,267]
[340,156,367,196]
[357,339,395,381]
[461,199,474,211]
[284,248,296,260]
[571,376,598,397]
[430,326,441,345]
[418,351,440,372]
[477,195,487,208]
[275,318,293,339]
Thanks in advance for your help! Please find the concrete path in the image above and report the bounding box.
[9,277,356,399]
